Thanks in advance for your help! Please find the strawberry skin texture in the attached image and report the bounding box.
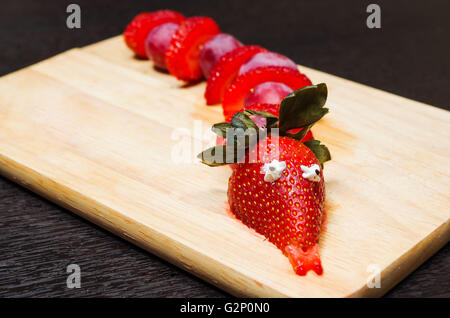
[123,10,185,58]
[166,17,220,81]
[205,45,267,105]
[227,136,324,275]
[222,66,312,120]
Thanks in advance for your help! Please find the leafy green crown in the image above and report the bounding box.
[198,83,332,167]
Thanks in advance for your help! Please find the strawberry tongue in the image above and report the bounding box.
[285,244,323,276]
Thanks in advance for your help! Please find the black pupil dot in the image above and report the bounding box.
[315,169,320,175]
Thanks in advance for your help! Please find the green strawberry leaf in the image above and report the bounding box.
[198,83,333,168]
[212,122,232,138]
[197,145,241,167]
[226,127,260,150]
[228,111,261,149]
[231,112,259,131]
[279,83,329,134]
[303,139,331,167]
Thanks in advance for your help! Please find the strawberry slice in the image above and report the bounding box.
[123,10,185,58]
[166,17,220,81]
[222,66,312,119]
[204,46,267,105]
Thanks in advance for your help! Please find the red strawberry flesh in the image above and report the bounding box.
[145,22,179,69]
[124,10,185,58]
[285,244,323,275]
[244,81,293,106]
[222,66,312,120]
[199,33,243,79]
[166,17,220,81]
[204,45,267,105]
[238,52,298,76]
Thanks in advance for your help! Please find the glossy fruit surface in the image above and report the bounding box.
[204,45,267,105]
[199,33,243,79]
[222,66,312,120]
[124,10,185,58]
[238,52,298,75]
[166,17,221,81]
[243,81,293,106]
[145,22,179,69]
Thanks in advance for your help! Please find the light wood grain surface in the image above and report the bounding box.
[0,36,448,297]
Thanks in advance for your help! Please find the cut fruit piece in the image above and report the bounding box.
[199,33,243,79]
[222,66,312,120]
[244,81,293,106]
[285,244,323,276]
[124,10,185,58]
[238,52,298,76]
[145,22,180,70]
[204,45,267,105]
[166,17,221,81]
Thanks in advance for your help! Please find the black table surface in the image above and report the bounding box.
[0,0,449,298]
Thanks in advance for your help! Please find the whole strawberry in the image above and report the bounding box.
[199,84,331,276]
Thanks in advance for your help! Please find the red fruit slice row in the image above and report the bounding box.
[123,10,185,58]
[166,17,220,81]
[204,45,267,105]
[222,66,312,120]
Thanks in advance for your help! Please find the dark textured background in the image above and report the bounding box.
[0,0,449,297]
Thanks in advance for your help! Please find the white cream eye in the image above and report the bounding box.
[301,164,321,182]
[261,159,286,183]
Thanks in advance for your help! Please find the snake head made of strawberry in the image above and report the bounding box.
[198,83,331,276]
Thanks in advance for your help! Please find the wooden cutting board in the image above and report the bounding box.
[0,36,448,297]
